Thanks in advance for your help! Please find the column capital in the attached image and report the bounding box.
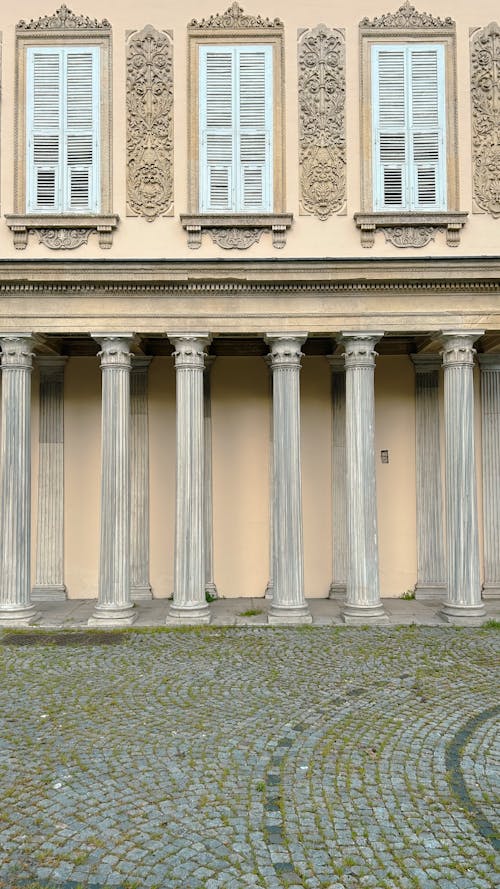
[168,333,211,369]
[0,335,34,369]
[92,334,134,370]
[36,356,68,381]
[131,355,153,372]
[478,353,500,371]
[411,353,442,373]
[341,332,383,368]
[266,334,307,368]
[440,331,484,368]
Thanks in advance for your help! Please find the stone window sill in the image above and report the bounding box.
[5,214,120,250]
[353,212,468,248]
[180,213,293,249]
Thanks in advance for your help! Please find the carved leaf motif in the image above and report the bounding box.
[298,25,346,219]
[126,26,173,221]
[471,23,500,217]
[382,226,440,247]
[189,3,283,31]
[208,228,263,249]
[17,4,110,30]
[31,228,92,249]
[361,1,454,30]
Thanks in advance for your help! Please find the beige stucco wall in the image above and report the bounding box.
[1,0,500,260]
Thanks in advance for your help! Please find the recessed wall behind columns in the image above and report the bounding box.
[65,358,100,599]
[212,357,270,598]
[375,356,417,597]
[149,357,176,598]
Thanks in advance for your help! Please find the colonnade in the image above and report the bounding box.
[0,330,494,627]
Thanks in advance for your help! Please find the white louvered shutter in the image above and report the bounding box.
[27,49,62,212]
[372,44,446,212]
[26,46,100,213]
[199,44,272,212]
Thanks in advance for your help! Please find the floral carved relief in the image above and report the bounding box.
[126,25,173,221]
[298,25,346,220]
[471,22,500,217]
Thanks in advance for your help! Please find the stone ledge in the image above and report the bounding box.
[180,213,293,249]
[354,211,468,248]
[5,214,120,250]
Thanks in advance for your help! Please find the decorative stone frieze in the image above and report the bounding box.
[0,335,39,625]
[411,355,446,600]
[342,333,387,624]
[360,2,454,31]
[168,334,212,624]
[32,357,67,602]
[33,229,92,250]
[266,334,311,624]
[17,4,110,31]
[471,23,500,217]
[126,26,173,221]
[354,213,468,248]
[440,332,486,625]
[209,228,263,249]
[298,25,346,219]
[189,3,283,32]
[89,335,136,626]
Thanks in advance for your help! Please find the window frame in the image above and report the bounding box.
[181,8,291,249]
[7,10,117,250]
[355,9,466,248]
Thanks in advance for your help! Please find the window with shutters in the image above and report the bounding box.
[181,6,292,250]
[7,8,117,250]
[355,7,467,248]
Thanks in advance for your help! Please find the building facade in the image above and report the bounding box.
[0,0,499,625]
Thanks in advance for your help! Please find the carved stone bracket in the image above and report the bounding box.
[5,215,119,250]
[354,212,468,248]
[298,25,346,219]
[471,22,500,217]
[126,26,173,221]
[180,214,293,249]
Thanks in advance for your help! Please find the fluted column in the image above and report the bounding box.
[130,357,152,601]
[479,354,500,599]
[441,331,486,624]
[89,335,136,626]
[32,357,67,601]
[203,356,217,599]
[411,355,446,600]
[328,356,347,599]
[168,334,211,624]
[0,335,38,625]
[264,355,274,598]
[266,334,311,624]
[342,333,387,624]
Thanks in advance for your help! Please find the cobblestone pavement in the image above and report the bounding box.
[0,625,498,889]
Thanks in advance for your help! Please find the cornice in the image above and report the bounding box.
[189,2,283,32]
[17,4,111,31]
[360,1,454,31]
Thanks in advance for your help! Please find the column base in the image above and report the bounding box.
[31,584,67,602]
[131,585,153,602]
[0,604,40,626]
[440,602,487,626]
[166,601,211,625]
[328,582,346,600]
[205,582,218,600]
[264,580,273,600]
[88,604,136,627]
[414,583,446,601]
[482,583,500,600]
[342,602,389,625]
[267,603,312,625]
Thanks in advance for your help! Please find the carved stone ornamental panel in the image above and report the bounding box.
[126,25,174,221]
[298,25,346,219]
[471,22,500,217]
